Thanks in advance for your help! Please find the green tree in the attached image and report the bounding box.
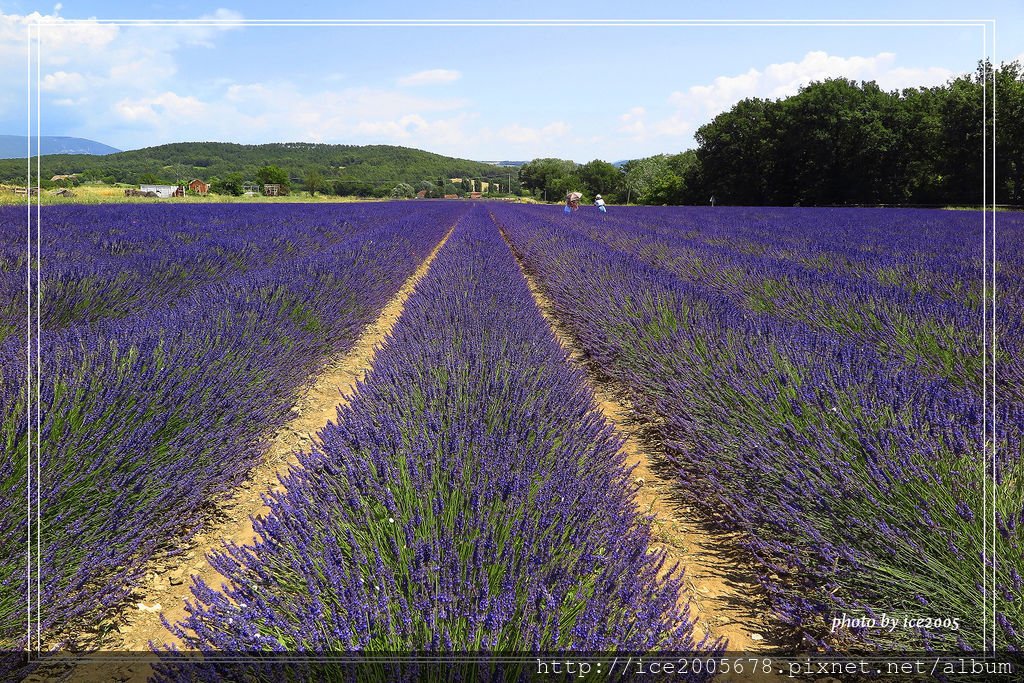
[996,60,1024,203]
[390,182,415,198]
[578,160,623,199]
[692,97,776,205]
[416,180,438,198]
[646,151,697,205]
[622,155,668,204]
[305,168,325,196]
[549,173,583,202]
[211,172,244,196]
[256,165,290,192]
[519,158,577,201]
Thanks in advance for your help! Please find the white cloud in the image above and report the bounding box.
[652,114,691,137]
[620,51,958,148]
[495,121,570,145]
[397,69,461,87]
[0,8,244,123]
[40,70,87,92]
[0,10,119,65]
[114,91,209,125]
[105,79,478,150]
[669,51,955,120]
[198,8,245,23]
[186,8,245,47]
[618,106,647,136]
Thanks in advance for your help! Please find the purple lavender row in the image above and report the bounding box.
[563,205,1012,305]
[0,203,460,664]
[507,204,1022,403]
[493,203,1022,652]
[155,207,715,680]
[0,203,456,342]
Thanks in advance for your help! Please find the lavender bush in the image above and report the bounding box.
[157,208,714,681]
[0,203,458,665]
[495,203,1023,652]
[521,205,1021,403]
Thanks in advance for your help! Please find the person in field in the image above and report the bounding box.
[594,194,607,213]
[565,191,582,213]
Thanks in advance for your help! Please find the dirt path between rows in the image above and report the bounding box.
[497,221,780,665]
[65,226,454,683]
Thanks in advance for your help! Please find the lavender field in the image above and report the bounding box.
[0,202,1020,671]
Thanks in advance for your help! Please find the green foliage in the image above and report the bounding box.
[304,168,325,196]
[519,158,577,201]
[211,172,244,196]
[256,165,290,191]
[577,159,623,200]
[0,142,516,193]
[416,180,439,198]
[683,60,1024,206]
[621,152,697,205]
[390,182,415,199]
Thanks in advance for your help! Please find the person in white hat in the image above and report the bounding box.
[594,194,607,213]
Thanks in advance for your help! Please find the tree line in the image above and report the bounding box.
[5,60,1020,205]
[518,60,1023,207]
[0,141,515,196]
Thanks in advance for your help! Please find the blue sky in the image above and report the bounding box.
[2,0,1022,162]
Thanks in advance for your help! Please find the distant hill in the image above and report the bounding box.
[0,141,516,189]
[0,135,119,158]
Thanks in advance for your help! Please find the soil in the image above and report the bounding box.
[58,217,786,682]
[497,221,783,669]
[62,227,454,683]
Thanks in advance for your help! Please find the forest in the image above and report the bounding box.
[3,60,1021,206]
[0,141,514,197]
[520,60,1023,206]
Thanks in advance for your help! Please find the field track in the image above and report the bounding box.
[11,201,1017,678]
[81,214,779,666]
[114,225,456,650]
[66,226,456,682]
[497,215,776,656]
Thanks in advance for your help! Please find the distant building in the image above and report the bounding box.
[469,192,482,199]
[50,173,78,182]
[443,194,459,199]
[139,184,184,198]
[188,179,209,195]
[416,190,427,199]
[263,184,281,196]
[451,178,482,192]
[242,182,260,195]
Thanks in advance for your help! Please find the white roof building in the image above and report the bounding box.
[139,184,182,198]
